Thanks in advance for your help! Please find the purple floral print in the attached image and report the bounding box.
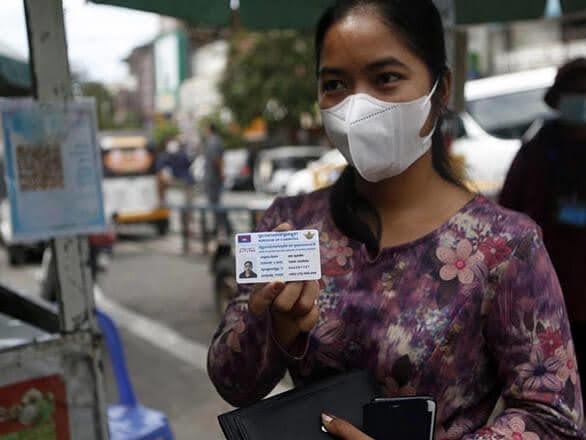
[207,189,584,439]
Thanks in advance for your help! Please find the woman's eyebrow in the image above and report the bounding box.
[319,57,409,77]
[318,66,346,77]
[366,57,409,71]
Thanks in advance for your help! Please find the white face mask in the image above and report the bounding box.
[320,81,438,182]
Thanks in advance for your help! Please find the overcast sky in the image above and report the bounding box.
[0,0,160,84]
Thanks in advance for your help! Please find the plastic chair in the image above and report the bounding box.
[96,309,175,440]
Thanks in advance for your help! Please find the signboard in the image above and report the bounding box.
[154,31,188,114]
[0,333,105,440]
[0,99,106,241]
[0,375,70,440]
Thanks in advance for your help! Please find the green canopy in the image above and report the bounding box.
[454,0,586,25]
[91,0,586,28]
[0,43,31,96]
[91,0,231,27]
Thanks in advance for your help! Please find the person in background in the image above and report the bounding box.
[203,123,232,237]
[156,136,196,196]
[500,58,586,403]
[156,137,195,251]
[207,1,583,438]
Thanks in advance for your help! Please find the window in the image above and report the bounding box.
[467,88,553,139]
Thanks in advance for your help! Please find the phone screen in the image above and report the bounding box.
[363,397,436,440]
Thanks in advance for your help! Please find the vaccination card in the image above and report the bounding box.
[235,230,321,284]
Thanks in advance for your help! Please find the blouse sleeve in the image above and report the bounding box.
[207,198,294,407]
[464,228,584,439]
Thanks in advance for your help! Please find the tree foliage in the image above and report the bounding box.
[81,82,116,130]
[80,81,140,131]
[220,31,317,134]
[153,120,180,149]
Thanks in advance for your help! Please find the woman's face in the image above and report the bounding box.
[318,9,442,135]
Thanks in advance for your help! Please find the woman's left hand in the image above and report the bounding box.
[321,414,374,440]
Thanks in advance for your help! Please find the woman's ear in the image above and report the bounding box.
[441,69,453,108]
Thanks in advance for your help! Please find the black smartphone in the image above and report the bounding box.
[363,396,436,440]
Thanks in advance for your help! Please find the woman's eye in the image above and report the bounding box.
[377,72,401,86]
[322,80,346,93]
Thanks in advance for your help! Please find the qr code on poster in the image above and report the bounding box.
[16,143,65,191]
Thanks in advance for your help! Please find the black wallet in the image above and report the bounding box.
[218,370,381,440]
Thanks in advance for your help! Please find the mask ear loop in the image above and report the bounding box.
[422,79,441,107]
[419,79,441,147]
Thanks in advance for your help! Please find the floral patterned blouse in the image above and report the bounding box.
[207,189,585,439]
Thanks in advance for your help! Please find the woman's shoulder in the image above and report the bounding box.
[459,195,543,242]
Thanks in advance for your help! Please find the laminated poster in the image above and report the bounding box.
[0,99,106,241]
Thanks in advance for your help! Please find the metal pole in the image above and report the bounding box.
[23,1,108,438]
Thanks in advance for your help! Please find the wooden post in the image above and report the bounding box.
[452,29,469,113]
[23,0,108,437]
[24,0,96,334]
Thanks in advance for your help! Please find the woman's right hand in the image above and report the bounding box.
[248,223,320,351]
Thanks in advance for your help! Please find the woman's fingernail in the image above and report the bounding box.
[321,413,334,424]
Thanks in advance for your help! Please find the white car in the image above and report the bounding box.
[254,146,328,194]
[0,199,45,265]
[285,149,347,196]
[453,67,556,197]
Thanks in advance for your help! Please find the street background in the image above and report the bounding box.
[0,190,263,440]
[1,0,586,439]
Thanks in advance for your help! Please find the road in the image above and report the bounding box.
[0,191,282,440]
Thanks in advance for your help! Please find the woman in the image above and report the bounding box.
[208,1,584,438]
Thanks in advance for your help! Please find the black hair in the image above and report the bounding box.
[209,123,218,133]
[244,261,253,266]
[544,57,586,109]
[316,0,463,256]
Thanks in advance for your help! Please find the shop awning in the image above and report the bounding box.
[453,0,586,26]
[90,0,586,29]
[0,43,31,96]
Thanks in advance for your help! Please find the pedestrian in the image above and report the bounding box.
[203,123,232,237]
[500,58,586,409]
[208,1,583,439]
[156,137,195,251]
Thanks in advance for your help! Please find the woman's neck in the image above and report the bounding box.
[355,152,446,216]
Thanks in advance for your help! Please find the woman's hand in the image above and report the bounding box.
[321,414,374,440]
[248,223,320,350]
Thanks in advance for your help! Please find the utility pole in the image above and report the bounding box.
[23,0,108,437]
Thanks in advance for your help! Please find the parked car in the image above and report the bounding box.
[254,146,328,194]
[223,149,255,191]
[452,66,556,197]
[191,148,255,191]
[285,149,347,196]
[0,199,45,266]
